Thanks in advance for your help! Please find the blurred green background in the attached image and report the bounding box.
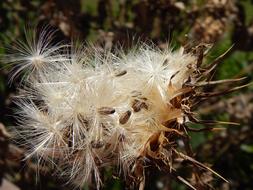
[0,0,253,189]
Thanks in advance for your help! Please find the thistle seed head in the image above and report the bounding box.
[5,28,246,189]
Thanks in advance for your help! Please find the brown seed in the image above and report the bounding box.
[162,58,168,66]
[97,107,115,115]
[115,70,127,77]
[132,99,148,112]
[118,134,126,142]
[91,140,104,149]
[131,90,142,97]
[119,110,132,124]
[140,97,147,101]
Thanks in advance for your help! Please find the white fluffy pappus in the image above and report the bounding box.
[6,28,217,189]
[2,26,69,83]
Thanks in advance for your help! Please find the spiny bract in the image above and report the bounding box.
[5,28,245,189]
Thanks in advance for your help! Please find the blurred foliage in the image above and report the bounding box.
[0,0,253,190]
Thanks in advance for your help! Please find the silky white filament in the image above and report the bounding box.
[6,28,199,189]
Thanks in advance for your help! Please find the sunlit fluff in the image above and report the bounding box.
[7,29,243,190]
[3,27,68,82]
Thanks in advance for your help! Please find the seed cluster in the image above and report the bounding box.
[5,29,245,189]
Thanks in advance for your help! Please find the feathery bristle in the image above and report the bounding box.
[6,28,245,189]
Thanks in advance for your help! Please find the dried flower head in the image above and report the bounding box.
[5,28,247,189]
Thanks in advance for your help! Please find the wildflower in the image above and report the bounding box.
[6,29,247,189]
